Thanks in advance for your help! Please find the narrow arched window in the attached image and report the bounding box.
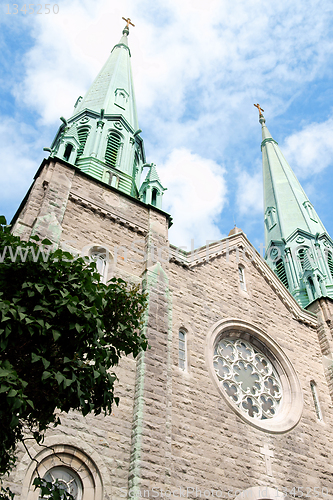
[327,251,333,279]
[238,266,246,290]
[105,170,111,185]
[63,143,73,161]
[89,246,109,283]
[310,381,322,421]
[275,259,289,289]
[105,133,121,168]
[77,127,90,158]
[178,330,187,371]
[152,188,158,207]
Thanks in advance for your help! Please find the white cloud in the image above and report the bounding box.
[0,118,49,217]
[281,117,333,179]
[157,148,227,248]
[236,168,263,217]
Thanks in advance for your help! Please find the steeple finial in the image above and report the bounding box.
[122,17,135,35]
[254,103,264,118]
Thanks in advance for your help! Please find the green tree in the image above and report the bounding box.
[0,216,147,499]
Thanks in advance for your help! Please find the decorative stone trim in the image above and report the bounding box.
[69,192,148,236]
[206,318,304,434]
[17,435,108,500]
[169,232,317,327]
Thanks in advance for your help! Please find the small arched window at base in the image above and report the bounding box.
[178,330,187,371]
[310,380,323,421]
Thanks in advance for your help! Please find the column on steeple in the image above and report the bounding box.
[258,110,333,307]
[48,22,145,200]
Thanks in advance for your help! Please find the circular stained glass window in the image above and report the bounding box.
[213,338,282,420]
[41,467,82,500]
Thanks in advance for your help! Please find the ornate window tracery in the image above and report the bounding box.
[207,319,303,433]
[213,338,282,420]
[40,467,82,500]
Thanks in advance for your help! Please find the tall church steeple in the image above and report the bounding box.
[258,108,333,307]
[47,20,165,204]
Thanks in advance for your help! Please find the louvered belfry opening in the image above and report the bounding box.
[105,133,121,168]
[275,258,289,289]
[328,251,333,279]
[77,127,90,158]
[299,248,306,270]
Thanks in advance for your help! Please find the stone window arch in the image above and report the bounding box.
[23,444,103,500]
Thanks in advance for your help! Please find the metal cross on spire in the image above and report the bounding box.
[122,17,135,29]
[254,103,264,116]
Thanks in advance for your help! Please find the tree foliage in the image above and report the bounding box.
[0,216,147,497]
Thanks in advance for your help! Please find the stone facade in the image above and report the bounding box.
[5,156,333,500]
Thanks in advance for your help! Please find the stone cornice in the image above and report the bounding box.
[68,191,148,236]
[169,232,317,327]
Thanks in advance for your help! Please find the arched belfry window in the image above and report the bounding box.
[77,127,90,158]
[105,133,121,168]
[275,259,289,289]
[151,188,158,207]
[298,248,307,271]
[63,143,73,162]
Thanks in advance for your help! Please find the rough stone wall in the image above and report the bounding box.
[9,160,155,499]
[165,248,333,499]
[8,159,333,500]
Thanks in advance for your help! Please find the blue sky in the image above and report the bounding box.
[1,0,333,252]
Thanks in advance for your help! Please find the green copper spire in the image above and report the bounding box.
[258,109,333,307]
[47,20,166,207]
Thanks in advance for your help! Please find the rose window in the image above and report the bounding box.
[213,338,282,419]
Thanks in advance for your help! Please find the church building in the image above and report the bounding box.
[6,19,333,500]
